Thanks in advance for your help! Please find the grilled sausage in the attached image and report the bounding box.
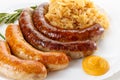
[19,8,97,59]
[0,41,47,80]
[5,24,69,71]
[32,3,104,42]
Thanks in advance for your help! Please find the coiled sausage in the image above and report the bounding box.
[19,8,97,59]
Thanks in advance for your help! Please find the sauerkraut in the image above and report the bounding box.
[45,0,109,29]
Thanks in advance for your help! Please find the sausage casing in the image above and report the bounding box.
[19,8,97,59]
[6,24,69,71]
[33,3,104,42]
[0,41,47,80]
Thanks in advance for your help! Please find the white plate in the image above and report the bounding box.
[0,0,120,80]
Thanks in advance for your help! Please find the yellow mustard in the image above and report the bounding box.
[82,55,109,76]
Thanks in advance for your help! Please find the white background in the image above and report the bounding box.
[0,0,120,80]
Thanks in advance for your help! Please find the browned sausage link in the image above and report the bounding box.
[32,3,104,42]
[19,8,97,59]
[5,24,69,71]
[6,24,69,71]
[0,41,47,80]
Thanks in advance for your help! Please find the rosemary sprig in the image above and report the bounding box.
[0,33,5,40]
[0,5,37,24]
[0,13,8,23]
[31,5,37,10]
[0,13,7,18]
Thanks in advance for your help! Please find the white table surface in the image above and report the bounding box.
[105,71,120,80]
[0,0,120,80]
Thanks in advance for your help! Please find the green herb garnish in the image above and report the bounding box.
[0,5,37,24]
[0,33,5,40]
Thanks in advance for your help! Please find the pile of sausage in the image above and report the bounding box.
[19,2,104,59]
[0,2,104,80]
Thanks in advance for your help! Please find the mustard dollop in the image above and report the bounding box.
[82,55,109,76]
